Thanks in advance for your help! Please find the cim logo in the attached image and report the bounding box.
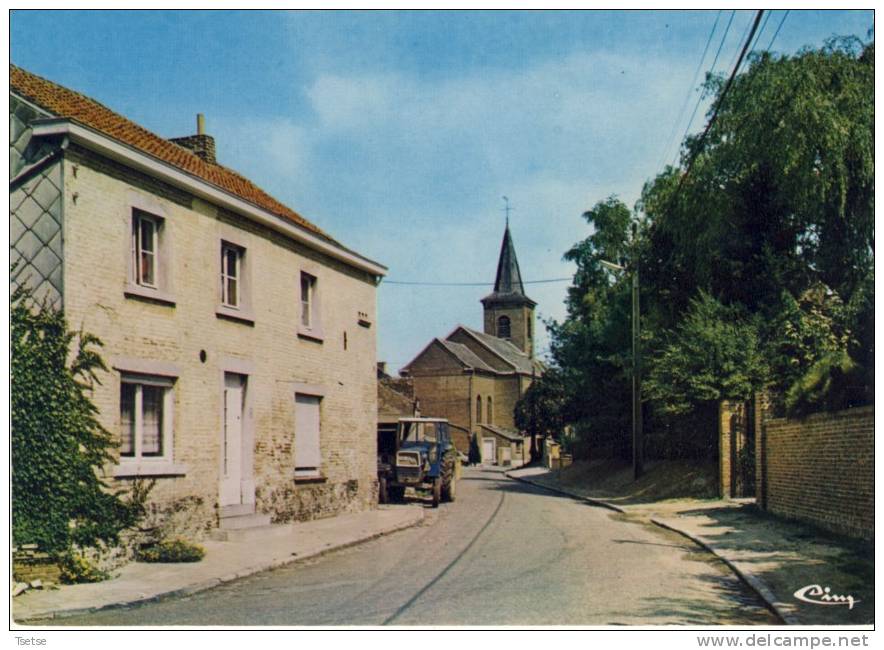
[794,584,860,610]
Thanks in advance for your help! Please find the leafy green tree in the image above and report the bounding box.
[641,38,873,320]
[546,197,637,458]
[644,292,766,415]
[638,37,874,413]
[11,284,143,554]
[550,37,873,457]
[514,369,568,459]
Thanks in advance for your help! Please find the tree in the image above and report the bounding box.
[644,292,766,416]
[549,37,873,460]
[11,283,144,554]
[642,39,873,319]
[546,197,638,458]
[514,369,568,458]
[638,37,874,412]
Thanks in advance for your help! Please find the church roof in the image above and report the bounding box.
[480,424,526,442]
[481,225,536,307]
[438,340,496,373]
[458,327,544,376]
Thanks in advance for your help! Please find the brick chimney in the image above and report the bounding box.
[170,113,216,164]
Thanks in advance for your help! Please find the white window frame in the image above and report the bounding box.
[220,242,243,309]
[119,373,175,474]
[301,272,315,328]
[132,211,160,289]
[298,271,323,341]
[125,201,176,306]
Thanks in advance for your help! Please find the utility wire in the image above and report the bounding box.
[726,11,756,75]
[766,10,790,51]
[673,10,736,167]
[748,10,773,57]
[383,277,572,286]
[656,10,722,172]
[673,10,765,195]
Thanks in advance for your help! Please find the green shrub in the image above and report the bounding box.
[11,281,148,554]
[59,551,110,584]
[136,538,205,563]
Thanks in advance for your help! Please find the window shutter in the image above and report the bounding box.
[295,394,321,469]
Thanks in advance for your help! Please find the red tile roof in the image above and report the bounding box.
[10,64,335,243]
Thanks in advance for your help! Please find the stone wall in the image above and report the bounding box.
[12,547,61,584]
[482,303,534,357]
[411,374,472,451]
[758,405,873,540]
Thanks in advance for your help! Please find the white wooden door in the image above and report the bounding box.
[220,373,244,506]
[482,438,495,465]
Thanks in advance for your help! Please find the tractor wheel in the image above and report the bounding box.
[441,455,457,503]
[378,476,388,504]
[389,485,406,503]
[442,474,457,502]
[431,477,441,508]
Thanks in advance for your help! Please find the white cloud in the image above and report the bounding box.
[209,115,314,203]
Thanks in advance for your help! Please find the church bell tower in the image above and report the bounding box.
[481,223,536,357]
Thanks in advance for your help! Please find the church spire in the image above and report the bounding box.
[492,224,527,297]
[482,220,537,357]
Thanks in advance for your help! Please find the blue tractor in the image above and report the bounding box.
[378,417,460,507]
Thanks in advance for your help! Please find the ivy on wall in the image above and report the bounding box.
[11,281,144,555]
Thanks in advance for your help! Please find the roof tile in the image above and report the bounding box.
[10,64,336,243]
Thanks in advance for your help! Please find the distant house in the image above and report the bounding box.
[377,362,419,436]
[10,65,387,535]
[400,225,542,466]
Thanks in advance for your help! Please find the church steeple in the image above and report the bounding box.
[491,225,528,297]
[481,223,536,357]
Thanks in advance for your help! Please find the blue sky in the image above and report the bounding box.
[10,9,874,371]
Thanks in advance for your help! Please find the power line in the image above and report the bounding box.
[727,11,756,75]
[673,10,765,195]
[656,10,722,172]
[382,277,572,287]
[748,10,773,58]
[673,10,736,167]
[766,10,790,51]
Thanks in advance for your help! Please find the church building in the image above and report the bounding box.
[399,224,543,466]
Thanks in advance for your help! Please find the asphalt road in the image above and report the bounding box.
[53,468,778,626]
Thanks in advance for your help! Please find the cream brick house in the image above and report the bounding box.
[10,65,386,534]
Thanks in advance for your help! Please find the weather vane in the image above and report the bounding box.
[502,196,514,227]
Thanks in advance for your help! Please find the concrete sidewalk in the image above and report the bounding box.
[507,466,874,627]
[14,505,424,623]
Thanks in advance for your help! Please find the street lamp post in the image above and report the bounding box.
[601,257,644,480]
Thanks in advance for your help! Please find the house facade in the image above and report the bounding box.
[400,225,542,465]
[10,65,386,534]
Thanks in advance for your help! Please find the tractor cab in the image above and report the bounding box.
[378,417,459,507]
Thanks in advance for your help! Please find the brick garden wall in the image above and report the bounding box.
[759,405,873,540]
